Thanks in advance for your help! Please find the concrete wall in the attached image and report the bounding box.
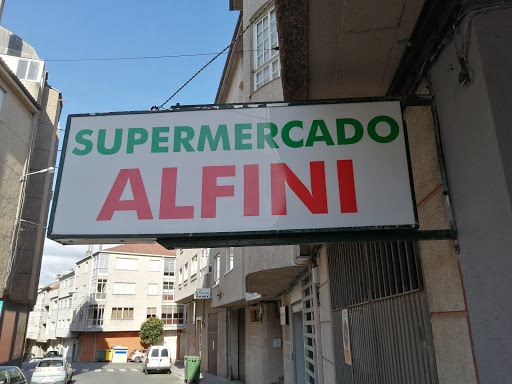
[0,65,35,294]
[430,8,512,383]
[211,247,246,308]
[245,302,283,384]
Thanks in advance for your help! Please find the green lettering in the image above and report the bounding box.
[127,128,149,154]
[72,129,93,156]
[98,128,123,155]
[305,120,334,147]
[281,120,303,148]
[197,124,230,151]
[336,118,363,145]
[257,122,279,149]
[173,126,195,152]
[235,123,252,150]
[152,127,169,153]
[367,116,399,143]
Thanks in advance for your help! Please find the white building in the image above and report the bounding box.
[26,244,186,362]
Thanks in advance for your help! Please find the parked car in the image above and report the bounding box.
[0,366,28,384]
[43,351,62,358]
[128,349,147,363]
[30,358,72,384]
[29,356,44,363]
[142,345,172,374]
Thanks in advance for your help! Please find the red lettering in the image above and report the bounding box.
[271,162,328,215]
[160,168,194,219]
[201,165,236,218]
[244,164,259,216]
[97,169,153,221]
[337,160,357,213]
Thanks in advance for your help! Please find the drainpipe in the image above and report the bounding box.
[226,309,232,379]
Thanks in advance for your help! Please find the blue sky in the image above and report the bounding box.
[2,1,239,285]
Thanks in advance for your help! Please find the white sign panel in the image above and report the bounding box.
[48,100,416,245]
[194,288,211,299]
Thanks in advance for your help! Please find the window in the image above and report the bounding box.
[113,282,136,295]
[226,247,234,272]
[115,257,138,270]
[164,258,175,277]
[2,367,26,384]
[79,309,83,321]
[200,248,209,269]
[213,253,220,285]
[184,263,189,282]
[149,260,160,272]
[93,278,107,300]
[147,307,157,318]
[161,304,186,325]
[87,304,104,327]
[191,255,198,277]
[253,8,280,90]
[148,283,158,295]
[178,268,183,285]
[93,253,109,276]
[111,307,134,319]
[15,59,43,82]
[162,282,174,301]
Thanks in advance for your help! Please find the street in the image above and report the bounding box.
[21,361,186,384]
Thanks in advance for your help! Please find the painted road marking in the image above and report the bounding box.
[94,369,101,373]
[119,369,126,372]
[81,369,89,372]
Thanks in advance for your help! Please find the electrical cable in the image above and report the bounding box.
[156,6,273,109]
[44,52,225,62]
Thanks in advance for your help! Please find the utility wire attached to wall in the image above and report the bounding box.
[154,6,271,110]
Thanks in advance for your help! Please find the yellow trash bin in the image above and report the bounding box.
[105,349,114,362]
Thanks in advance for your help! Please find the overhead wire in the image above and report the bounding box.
[156,6,272,109]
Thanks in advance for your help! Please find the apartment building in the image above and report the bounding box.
[175,245,313,383]
[0,23,61,365]
[173,0,512,383]
[25,244,186,362]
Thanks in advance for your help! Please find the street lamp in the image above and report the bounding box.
[19,167,55,182]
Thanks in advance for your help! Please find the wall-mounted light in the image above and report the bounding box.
[20,166,55,182]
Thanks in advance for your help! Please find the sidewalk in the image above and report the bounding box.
[173,360,243,384]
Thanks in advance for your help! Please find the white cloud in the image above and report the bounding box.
[38,239,117,287]
[38,239,87,287]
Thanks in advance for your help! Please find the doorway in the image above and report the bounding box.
[207,313,218,375]
[292,311,305,384]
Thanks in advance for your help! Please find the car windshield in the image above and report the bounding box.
[38,360,63,367]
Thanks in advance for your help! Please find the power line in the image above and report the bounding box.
[44,52,224,62]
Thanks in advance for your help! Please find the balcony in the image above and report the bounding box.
[244,245,306,299]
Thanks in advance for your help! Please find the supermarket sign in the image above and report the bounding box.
[48,99,417,246]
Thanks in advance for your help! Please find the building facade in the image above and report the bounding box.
[174,1,512,383]
[25,244,186,362]
[0,24,61,366]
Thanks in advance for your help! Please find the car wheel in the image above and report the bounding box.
[134,357,140,363]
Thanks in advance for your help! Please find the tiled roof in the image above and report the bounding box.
[103,243,176,256]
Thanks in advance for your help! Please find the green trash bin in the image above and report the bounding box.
[184,356,201,383]
[96,349,106,362]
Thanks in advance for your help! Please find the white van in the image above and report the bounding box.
[142,345,172,374]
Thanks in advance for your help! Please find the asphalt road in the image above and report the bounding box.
[21,361,185,384]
